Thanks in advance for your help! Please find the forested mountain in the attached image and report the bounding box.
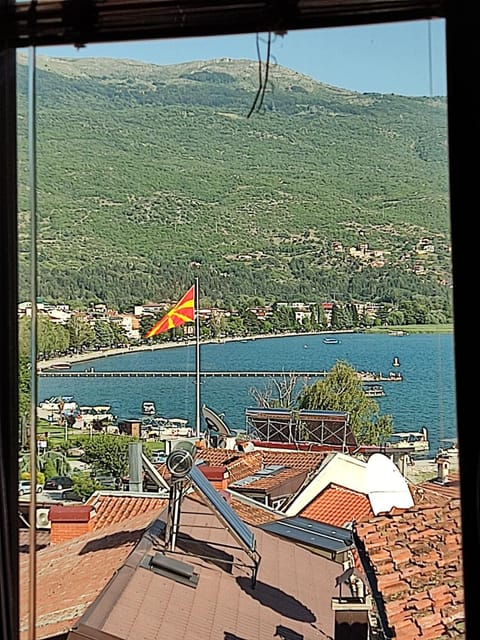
[16,54,451,314]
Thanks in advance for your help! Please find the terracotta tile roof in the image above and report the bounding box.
[260,449,327,471]
[355,474,465,640]
[195,448,325,484]
[300,483,373,527]
[230,466,307,492]
[68,496,342,640]
[195,450,263,482]
[411,472,462,506]
[19,509,159,640]
[87,492,167,530]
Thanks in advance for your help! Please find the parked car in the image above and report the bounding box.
[151,449,167,464]
[44,476,73,491]
[60,488,84,502]
[18,480,42,496]
[91,471,119,490]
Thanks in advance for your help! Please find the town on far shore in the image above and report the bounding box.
[18,294,453,364]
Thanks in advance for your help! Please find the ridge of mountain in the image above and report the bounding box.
[16,55,451,315]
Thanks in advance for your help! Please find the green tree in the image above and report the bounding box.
[298,360,393,445]
[72,471,102,501]
[82,434,133,479]
[67,315,96,352]
[94,320,116,347]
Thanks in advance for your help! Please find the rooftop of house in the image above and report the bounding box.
[18,489,287,639]
[66,495,342,640]
[88,491,167,529]
[300,482,373,527]
[354,472,464,640]
[19,508,159,640]
[18,454,464,640]
[195,448,327,480]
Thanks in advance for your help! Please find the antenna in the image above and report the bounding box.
[366,453,414,515]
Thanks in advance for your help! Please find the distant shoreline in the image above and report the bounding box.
[37,324,453,371]
[37,329,343,370]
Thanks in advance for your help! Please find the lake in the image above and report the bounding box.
[38,332,457,453]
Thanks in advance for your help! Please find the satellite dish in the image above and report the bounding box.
[366,453,414,515]
[202,404,234,437]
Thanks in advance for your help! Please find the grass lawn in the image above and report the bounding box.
[366,324,453,334]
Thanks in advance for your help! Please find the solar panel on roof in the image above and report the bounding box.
[255,465,284,476]
[189,465,256,553]
[231,475,257,487]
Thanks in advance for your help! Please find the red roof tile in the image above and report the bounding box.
[196,448,325,482]
[19,509,159,640]
[300,483,373,527]
[87,492,167,530]
[355,474,465,639]
[232,466,307,491]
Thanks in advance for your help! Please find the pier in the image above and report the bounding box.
[38,370,402,381]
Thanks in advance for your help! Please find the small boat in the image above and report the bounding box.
[323,337,340,344]
[79,405,115,425]
[388,371,403,381]
[363,383,386,397]
[142,400,156,415]
[392,356,400,367]
[48,362,71,370]
[386,427,429,452]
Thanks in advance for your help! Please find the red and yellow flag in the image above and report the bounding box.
[145,285,195,338]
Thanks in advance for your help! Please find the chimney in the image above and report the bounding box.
[49,505,95,544]
[199,465,229,490]
[129,441,143,492]
[436,456,450,484]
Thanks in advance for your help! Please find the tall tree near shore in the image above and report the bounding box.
[298,360,393,445]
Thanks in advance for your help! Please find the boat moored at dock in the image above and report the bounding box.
[363,383,386,397]
[386,427,429,452]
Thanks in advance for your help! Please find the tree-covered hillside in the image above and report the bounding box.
[16,54,451,314]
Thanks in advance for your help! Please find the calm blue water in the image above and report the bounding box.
[38,332,457,452]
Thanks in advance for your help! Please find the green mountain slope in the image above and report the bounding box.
[16,54,451,312]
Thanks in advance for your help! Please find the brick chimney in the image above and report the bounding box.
[199,465,229,490]
[49,505,96,544]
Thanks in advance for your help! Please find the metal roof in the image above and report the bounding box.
[260,515,354,555]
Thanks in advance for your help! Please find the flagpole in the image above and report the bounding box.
[195,276,201,438]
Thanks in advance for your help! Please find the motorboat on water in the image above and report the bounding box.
[141,415,193,438]
[323,337,340,344]
[392,356,400,367]
[142,400,156,415]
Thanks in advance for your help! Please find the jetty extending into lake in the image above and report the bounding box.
[39,369,403,381]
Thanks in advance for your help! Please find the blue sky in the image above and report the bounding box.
[38,19,446,97]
